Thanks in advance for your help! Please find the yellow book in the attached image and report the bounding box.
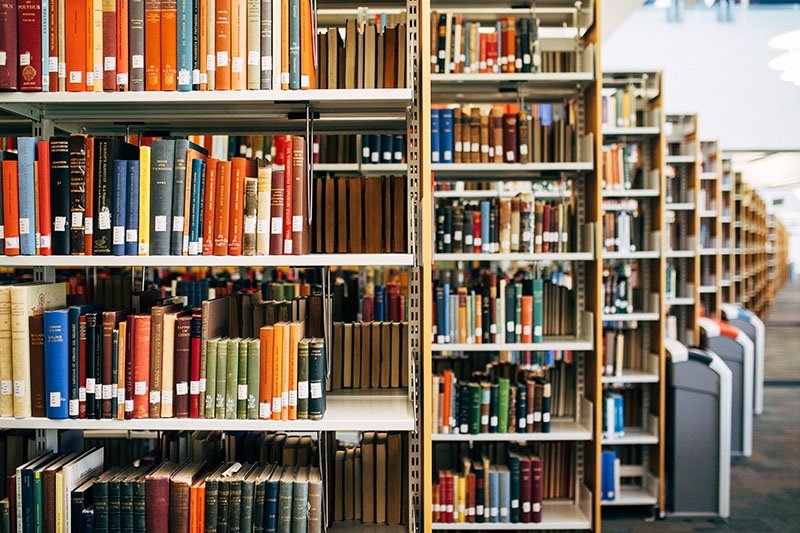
[271,323,283,420]
[160,312,178,418]
[457,474,466,522]
[281,322,290,420]
[117,321,126,419]
[256,164,271,255]
[92,0,103,91]
[138,146,151,255]
[288,321,304,419]
[55,469,63,533]
[0,286,14,417]
[622,90,631,128]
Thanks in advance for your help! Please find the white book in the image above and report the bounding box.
[60,448,104,533]
[272,0,281,89]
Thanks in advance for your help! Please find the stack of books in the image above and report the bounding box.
[602,143,643,190]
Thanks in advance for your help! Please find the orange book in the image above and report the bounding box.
[182,144,208,254]
[202,158,218,254]
[474,294,481,344]
[230,0,245,90]
[259,325,274,419]
[145,0,162,90]
[280,321,290,419]
[280,0,289,89]
[299,0,313,89]
[271,322,284,420]
[132,315,151,419]
[213,160,232,255]
[287,321,304,419]
[199,0,208,89]
[215,0,232,90]
[117,320,126,419]
[161,0,178,90]
[84,138,94,255]
[227,157,247,255]
[442,370,452,431]
[86,0,95,91]
[117,0,129,90]
[65,0,86,91]
[197,482,206,532]
[189,480,198,532]
[521,294,533,343]
[2,161,20,256]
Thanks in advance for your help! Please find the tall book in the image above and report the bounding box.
[149,139,176,256]
[291,137,307,255]
[93,139,139,255]
[16,138,38,256]
[144,0,161,90]
[161,0,178,90]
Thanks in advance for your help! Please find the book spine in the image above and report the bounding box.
[242,177,258,255]
[201,158,217,254]
[18,0,43,91]
[227,157,246,255]
[281,139,292,254]
[161,0,178,90]
[189,314,201,417]
[230,0,245,89]
[195,0,204,89]
[290,136,306,254]
[125,160,140,255]
[173,314,192,417]
[246,0,259,89]
[260,0,271,88]
[177,0,192,90]
[236,339,247,418]
[308,338,325,420]
[215,0,231,89]
[129,0,144,90]
[112,160,128,256]
[144,0,161,90]
[212,160,231,255]
[116,0,129,90]
[269,170,284,255]
[188,159,204,255]
[102,0,117,91]
[132,316,150,418]
[0,0,18,90]
[92,138,116,255]
[137,146,150,254]
[225,338,239,419]
[16,138,37,255]
[149,139,176,256]
[256,163,270,254]
[68,135,87,255]
[169,139,189,255]
[288,0,298,89]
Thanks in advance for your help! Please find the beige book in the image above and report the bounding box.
[375,432,387,523]
[256,162,271,255]
[376,32,385,89]
[386,433,402,524]
[356,23,365,89]
[354,448,362,520]
[364,25,376,89]
[327,28,338,89]
[344,447,355,519]
[360,321,371,388]
[351,323,361,388]
[361,433,375,522]
[0,286,15,417]
[345,19,357,89]
[160,311,179,418]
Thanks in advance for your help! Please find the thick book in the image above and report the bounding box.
[129,0,145,90]
[137,146,151,255]
[17,138,38,255]
[227,158,247,255]
[290,137,307,255]
[212,160,232,255]
[44,309,70,418]
[68,135,88,254]
[168,462,205,532]
[102,309,133,418]
[269,170,285,255]
[111,160,128,256]
[144,461,179,533]
[161,0,178,90]
[48,138,71,254]
[148,303,183,418]
[17,0,43,90]
[28,315,47,417]
[177,0,192,90]
[149,139,177,256]
[169,140,190,255]
[37,141,53,255]
[0,0,18,90]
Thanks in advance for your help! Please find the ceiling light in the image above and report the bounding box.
[768,29,800,50]
[769,51,800,71]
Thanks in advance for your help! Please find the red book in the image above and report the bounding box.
[0,0,18,90]
[227,157,246,255]
[486,32,498,73]
[282,137,293,254]
[214,0,231,90]
[202,158,218,255]
[78,315,87,418]
[65,0,85,91]
[125,315,135,419]
[541,204,551,253]
[531,455,543,523]
[473,210,481,253]
[519,454,532,522]
[466,473,476,523]
[102,0,117,90]
[521,295,533,343]
[188,312,201,418]
[273,135,285,165]
[479,33,487,74]
[268,170,284,255]
[145,0,161,90]
[132,315,151,419]
[2,160,20,255]
[37,141,52,255]
[161,0,178,90]
[442,370,451,432]
[117,0,129,90]
[172,312,192,418]
[145,461,180,533]
[213,160,232,255]
[17,0,42,91]
[84,138,94,255]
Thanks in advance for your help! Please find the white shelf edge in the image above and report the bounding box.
[431,72,594,83]
[665,155,697,164]
[431,163,594,173]
[431,499,591,530]
[431,419,591,442]
[665,297,696,306]
[602,127,660,136]
[665,203,696,211]
[601,486,658,506]
[603,251,660,260]
[601,429,659,445]
[698,248,718,256]
[601,189,660,198]
[698,286,718,294]
[601,313,660,322]
[601,370,660,385]
[665,250,696,258]
[434,252,594,262]
[432,339,593,352]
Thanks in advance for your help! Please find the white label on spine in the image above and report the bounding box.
[70,213,82,228]
[102,384,112,399]
[207,55,215,71]
[19,218,29,235]
[0,227,4,239]
[85,217,93,234]
[289,390,297,406]
[59,62,66,77]
[13,381,24,397]
[93,65,101,79]
[125,399,134,412]
[512,499,519,509]
[79,387,86,401]
[237,384,248,400]
[135,381,147,395]
[455,142,462,152]
[132,55,144,69]
[69,399,79,416]
[69,71,81,83]
[0,381,11,396]
[271,217,282,234]
[217,51,228,67]
[292,215,302,232]
[178,70,190,85]
[155,215,167,232]
[490,415,498,426]
[86,378,95,392]
[49,57,57,72]
[362,147,370,158]
[126,229,137,243]
[138,243,148,254]
[0,52,6,66]
[310,382,323,399]
[172,216,184,231]
[104,56,115,71]
[262,56,271,70]
[283,240,292,254]
[273,397,281,413]
[281,72,289,84]
[248,51,259,66]
[534,411,542,422]
[298,381,308,399]
[520,144,528,155]
[176,382,188,396]
[161,390,172,404]
[117,73,128,85]
[190,381,200,395]
[49,392,61,407]
[95,383,102,398]
[522,501,530,512]
[259,402,271,418]
[471,142,479,152]
[192,69,200,84]
[507,321,514,332]
[477,505,484,516]
[533,502,541,512]
[200,378,206,392]
[113,226,124,245]
[519,418,526,429]
[149,390,160,403]
[232,57,244,73]
[98,210,111,230]
[465,235,472,246]
[543,412,551,422]
[454,230,462,241]
[534,325,542,337]
[20,52,30,66]
[4,237,18,249]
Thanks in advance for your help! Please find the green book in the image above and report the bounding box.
[497,378,510,433]
[204,464,227,533]
[507,451,521,523]
[133,471,146,533]
[237,339,248,419]
[468,383,481,434]
[108,467,129,532]
[247,339,261,419]
[0,498,9,533]
[94,467,120,533]
[226,338,241,420]
[514,284,523,343]
[218,472,231,533]
[240,465,260,533]
[227,465,247,533]
[215,338,228,418]
[277,467,294,533]
[532,279,543,343]
[291,466,308,533]
[205,338,219,419]
[33,467,43,533]
[296,339,309,419]
[120,469,137,533]
[253,465,273,533]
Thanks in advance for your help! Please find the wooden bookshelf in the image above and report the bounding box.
[720,155,735,305]
[600,71,666,516]
[699,140,723,319]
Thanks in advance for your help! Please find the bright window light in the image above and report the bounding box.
[768,29,800,51]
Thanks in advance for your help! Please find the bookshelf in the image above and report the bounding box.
[720,155,735,305]
[767,214,789,316]
[599,71,665,515]
[0,1,429,530]
[665,113,700,346]
[733,172,746,308]
[426,0,602,529]
[699,140,722,319]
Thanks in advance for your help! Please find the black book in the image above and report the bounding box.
[435,206,445,254]
[452,205,463,253]
[505,282,516,344]
[133,470,147,533]
[169,140,190,255]
[437,14,447,73]
[516,382,528,433]
[93,138,139,255]
[457,383,470,434]
[443,205,452,253]
[72,478,95,533]
[308,339,326,420]
[69,135,87,254]
[149,139,177,256]
[489,383,499,433]
[48,139,70,254]
[85,312,99,419]
[481,288,491,344]
[464,209,474,252]
[488,201,498,253]
[82,505,95,533]
[94,315,104,418]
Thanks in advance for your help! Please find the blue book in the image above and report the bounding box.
[601,451,616,500]
[374,285,385,322]
[289,0,301,89]
[361,135,372,164]
[68,303,105,418]
[44,309,70,419]
[480,201,490,253]
[488,467,499,522]
[540,104,552,127]
[498,466,510,523]
[442,283,450,343]
[265,466,283,532]
[440,109,454,163]
[615,395,624,438]
[380,12,387,32]
[112,160,128,256]
[188,158,204,255]
[21,452,55,532]
[546,350,555,366]
[17,137,38,255]
[392,135,404,163]
[125,160,140,255]
[435,285,445,344]
[430,109,440,163]
[381,134,392,163]
[41,0,49,92]
[177,0,193,91]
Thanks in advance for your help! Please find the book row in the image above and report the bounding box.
[601,328,646,378]
[0,136,408,257]
[329,321,409,391]
[431,103,579,164]
[601,85,646,130]
[432,441,575,524]
[433,179,571,199]
[430,13,578,75]
[601,391,625,441]
[665,210,691,252]
[0,0,409,91]
[602,264,639,316]
[432,267,575,345]
[601,449,649,502]
[434,196,574,255]
[602,143,644,191]
[602,203,646,254]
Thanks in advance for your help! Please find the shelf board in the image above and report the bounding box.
[431,163,593,176]
[431,419,591,442]
[431,73,594,100]
[665,155,697,164]
[0,253,415,268]
[720,216,732,224]
[433,190,570,200]
[434,252,593,263]
[602,126,660,136]
[602,428,659,445]
[699,211,717,218]
[699,172,718,181]
[0,394,414,431]
[603,251,660,260]
[720,184,732,192]
[665,202,695,211]
[431,500,591,530]
[719,279,732,287]
[665,250,695,258]
[698,248,718,256]
[601,486,658,506]
[666,297,695,306]
[601,370,659,385]
[601,189,660,198]
[601,312,659,322]
[313,163,406,174]
[432,338,593,352]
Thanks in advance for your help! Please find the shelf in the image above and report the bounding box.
[699,172,718,181]
[601,370,659,385]
[720,216,732,224]
[666,297,695,306]
[431,418,592,442]
[431,499,591,530]
[699,210,717,218]
[603,251,660,260]
[0,89,413,134]
[433,190,570,200]
[0,253,415,268]
[601,189,660,198]
[720,184,732,192]
[602,312,659,322]
[699,248,718,256]
[432,338,593,352]
[431,163,593,177]
[431,73,594,101]
[665,155,697,164]
[698,286,718,294]
[434,252,593,263]
[601,486,658,507]
[313,163,406,174]
[602,126,660,136]
[719,280,732,287]
[665,202,695,211]
[602,428,659,445]
[0,394,414,432]
[665,250,695,258]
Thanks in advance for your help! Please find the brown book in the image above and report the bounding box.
[348,176,363,253]
[370,323,381,389]
[534,202,544,253]
[391,176,405,253]
[326,28,338,89]
[324,177,336,253]
[382,177,392,252]
[361,432,375,523]
[200,296,230,419]
[29,315,46,418]
[470,108,481,163]
[351,323,361,388]
[336,177,348,253]
[334,449,345,521]
[168,462,206,533]
[374,432,387,523]
[490,107,504,163]
[102,309,134,418]
[364,24,376,89]
[503,113,518,163]
[363,178,382,253]
[149,304,183,418]
[389,322,400,389]
[383,25,397,89]
[43,453,79,533]
[499,198,512,254]
[376,31,384,88]
[342,323,353,388]
[291,137,308,255]
[396,24,406,88]
[145,461,181,532]
[344,448,355,519]
[242,177,258,256]
[344,19,357,89]
[337,43,346,90]
[318,32,327,89]
[480,114,490,163]
[331,322,343,390]
[386,433,402,524]
[308,466,323,532]
[380,323,391,388]
[269,170,285,256]
[356,25,364,89]
[173,313,192,418]
[360,321,371,388]
[452,107,462,163]
[518,110,530,163]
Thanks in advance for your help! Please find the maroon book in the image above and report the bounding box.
[0,0,18,90]
[29,315,46,418]
[502,113,518,163]
[172,311,193,418]
[102,1,117,91]
[269,170,285,256]
[519,454,532,523]
[125,314,136,419]
[17,0,42,91]
[531,455,543,523]
[101,309,134,418]
[145,461,182,533]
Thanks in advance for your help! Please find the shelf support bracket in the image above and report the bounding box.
[34,266,56,284]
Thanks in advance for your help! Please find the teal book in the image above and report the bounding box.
[133,471,146,533]
[177,0,193,91]
[288,0,300,89]
[497,378,510,433]
[488,467,499,523]
[205,338,218,419]
[215,338,228,419]
[498,465,511,523]
[265,465,283,532]
[468,383,481,434]
[276,467,294,533]
[246,339,260,419]
[290,467,308,533]
[108,467,129,532]
[240,465,260,533]
[237,339,248,419]
[532,279,543,343]
[296,340,309,419]
[225,338,240,420]
[507,452,521,523]
[253,465,273,533]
